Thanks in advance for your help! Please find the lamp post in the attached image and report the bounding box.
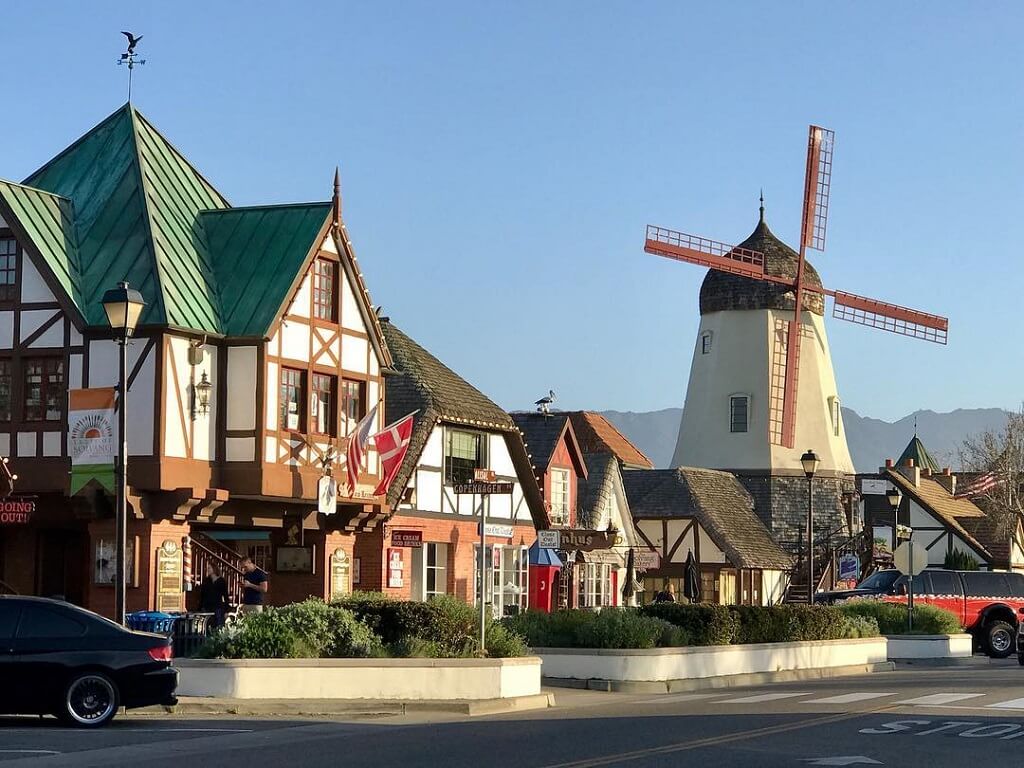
[886,486,902,562]
[101,281,145,626]
[800,449,820,605]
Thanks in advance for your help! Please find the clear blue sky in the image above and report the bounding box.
[3,2,1020,421]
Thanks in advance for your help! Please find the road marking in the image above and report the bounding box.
[0,751,62,756]
[897,693,987,706]
[986,697,1024,710]
[632,693,722,705]
[803,758,882,766]
[805,693,898,704]
[719,692,811,704]
[124,727,254,733]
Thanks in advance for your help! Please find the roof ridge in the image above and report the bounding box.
[586,411,653,466]
[0,178,73,203]
[199,201,331,214]
[23,103,131,185]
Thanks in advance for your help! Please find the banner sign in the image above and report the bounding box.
[634,549,661,570]
[838,553,860,582]
[537,530,560,549]
[387,547,404,588]
[478,523,514,539]
[391,530,423,548]
[68,388,116,495]
[559,529,615,552]
[0,498,34,524]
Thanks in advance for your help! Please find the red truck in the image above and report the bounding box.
[880,569,1024,658]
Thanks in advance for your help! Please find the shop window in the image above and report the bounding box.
[24,357,64,422]
[341,378,366,434]
[577,563,613,608]
[279,367,305,431]
[311,373,337,436]
[0,238,17,302]
[729,395,749,434]
[413,542,449,601]
[549,468,570,526]
[0,359,10,421]
[446,429,486,485]
[313,258,338,321]
[474,544,528,616]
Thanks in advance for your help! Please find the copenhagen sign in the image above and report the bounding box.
[0,499,35,524]
[453,481,514,495]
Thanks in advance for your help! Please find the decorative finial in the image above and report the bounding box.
[759,188,765,223]
[117,32,146,102]
[914,415,918,437]
[332,167,342,225]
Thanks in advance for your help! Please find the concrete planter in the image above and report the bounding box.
[537,637,888,684]
[885,634,973,660]
[175,657,542,700]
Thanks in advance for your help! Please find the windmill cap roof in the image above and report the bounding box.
[699,214,824,315]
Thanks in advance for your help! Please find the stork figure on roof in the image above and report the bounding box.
[535,389,556,416]
[116,31,146,101]
[643,125,948,544]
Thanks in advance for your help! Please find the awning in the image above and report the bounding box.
[528,541,563,567]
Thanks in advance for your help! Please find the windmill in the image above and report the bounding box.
[644,125,948,451]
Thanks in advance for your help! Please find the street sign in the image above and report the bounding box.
[894,541,927,576]
[473,468,497,482]
[453,481,514,495]
[391,530,423,548]
[838,553,860,582]
[317,475,337,516]
[537,530,560,549]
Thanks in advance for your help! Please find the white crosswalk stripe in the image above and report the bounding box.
[898,693,987,706]
[719,692,812,704]
[985,697,1024,709]
[803,692,899,704]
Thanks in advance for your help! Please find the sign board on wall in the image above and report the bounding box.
[391,530,423,548]
[537,530,560,549]
[478,523,514,539]
[634,549,661,570]
[387,547,404,588]
[330,548,351,600]
[559,529,614,552]
[0,498,35,524]
[861,479,889,495]
[838,553,860,582]
[155,540,183,613]
[276,546,315,573]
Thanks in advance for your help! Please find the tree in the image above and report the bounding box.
[959,408,1024,537]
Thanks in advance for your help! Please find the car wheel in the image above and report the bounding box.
[59,672,119,727]
[985,621,1016,659]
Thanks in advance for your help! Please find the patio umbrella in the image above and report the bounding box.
[683,550,701,604]
[621,548,636,602]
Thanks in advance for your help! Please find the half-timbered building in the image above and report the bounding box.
[0,103,390,614]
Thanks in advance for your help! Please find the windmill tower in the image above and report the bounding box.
[644,126,948,544]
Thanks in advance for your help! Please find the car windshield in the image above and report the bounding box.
[856,570,900,591]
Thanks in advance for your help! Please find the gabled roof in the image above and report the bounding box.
[623,467,792,569]
[510,412,587,479]
[567,412,654,470]
[381,319,546,527]
[896,436,942,473]
[577,452,639,545]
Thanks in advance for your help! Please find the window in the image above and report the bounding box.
[279,367,305,431]
[0,238,17,302]
[830,397,841,437]
[700,331,713,355]
[445,429,485,485]
[24,358,64,422]
[16,605,87,639]
[729,395,749,433]
[474,545,528,616]
[311,373,336,436]
[425,543,448,598]
[0,603,19,638]
[549,468,570,526]
[963,572,1012,598]
[341,378,365,433]
[577,563,613,608]
[313,258,338,321]
[927,570,961,596]
[0,360,10,421]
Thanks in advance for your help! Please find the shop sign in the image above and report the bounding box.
[838,553,860,581]
[453,481,514,495]
[391,530,423,548]
[537,530,560,549]
[478,523,514,539]
[155,539,183,613]
[861,478,889,495]
[317,475,337,515]
[0,499,35,524]
[68,388,117,495]
[559,529,614,552]
[387,547,404,588]
[330,548,351,600]
[634,549,660,570]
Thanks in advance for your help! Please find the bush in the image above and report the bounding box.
[332,592,435,645]
[275,599,382,657]
[839,599,962,635]
[842,614,881,638]
[944,550,980,571]
[197,610,313,659]
[503,608,691,649]
[485,623,530,658]
[504,609,598,648]
[639,603,739,645]
[729,605,862,643]
[424,595,479,657]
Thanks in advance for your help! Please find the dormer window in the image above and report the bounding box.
[700,331,713,355]
[313,258,338,321]
[0,237,17,302]
[549,468,570,526]
[729,395,749,433]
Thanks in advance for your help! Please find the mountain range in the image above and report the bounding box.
[600,407,1012,473]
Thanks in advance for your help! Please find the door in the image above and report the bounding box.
[0,601,21,713]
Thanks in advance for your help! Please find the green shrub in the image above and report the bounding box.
[728,605,858,643]
[638,603,739,645]
[504,609,598,648]
[197,610,314,659]
[332,593,435,645]
[275,599,382,657]
[485,623,530,658]
[839,599,962,635]
[944,550,980,571]
[841,614,881,638]
[576,609,680,649]
[503,608,691,649]
[424,595,479,657]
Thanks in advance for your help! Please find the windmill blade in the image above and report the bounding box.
[800,125,835,252]
[829,289,948,344]
[645,225,779,282]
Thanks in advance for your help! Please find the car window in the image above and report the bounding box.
[0,602,19,639]
[858,570,900,591]
[894,574,927,594]
[1007,573,1024,598]
[927,571,961,596]
[16,605,88,639]
[963,572,1012,598]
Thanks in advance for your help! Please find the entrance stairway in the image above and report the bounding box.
[189,532,246,608]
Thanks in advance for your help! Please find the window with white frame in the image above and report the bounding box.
[700,331,713,355]
[424,542,448,598]
[830,397,841,437]
[577,563,613,608]
[474,544,528,616]
[445,429,486,485]
[549,468,570,526]
[729,395,749,433]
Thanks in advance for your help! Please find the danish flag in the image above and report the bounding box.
[346,404,378,497]
[372,412,417,497]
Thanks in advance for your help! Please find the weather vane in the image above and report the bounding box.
[117,31,145,101]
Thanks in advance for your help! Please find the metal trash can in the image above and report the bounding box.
[170,613,214,658]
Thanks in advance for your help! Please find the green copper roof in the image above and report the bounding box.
[897,435,942,473]
[0,181,83,310]
[201,203,331,336]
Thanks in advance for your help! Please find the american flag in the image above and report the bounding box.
[346,404,378,497]
[955,471,1001,498]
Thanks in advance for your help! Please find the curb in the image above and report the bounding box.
[543,662,895,694]
[132,693,554,718]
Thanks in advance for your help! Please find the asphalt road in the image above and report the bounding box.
[5,662,1024,767]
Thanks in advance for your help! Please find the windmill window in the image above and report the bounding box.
[700,331,713,355]
[313,258,338,321]
[729,395,749,433]
[0,238,17,302]
[830,397,841,437]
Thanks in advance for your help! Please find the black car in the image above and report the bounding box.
[0,596,178,727]
[814,568,903,604]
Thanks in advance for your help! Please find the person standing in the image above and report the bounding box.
[199,562,229,627]
[240,556,268,614]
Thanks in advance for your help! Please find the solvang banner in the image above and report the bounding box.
[68,388,116,494]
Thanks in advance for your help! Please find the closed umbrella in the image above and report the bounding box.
[621,549,636,603]
[683,550,701,604]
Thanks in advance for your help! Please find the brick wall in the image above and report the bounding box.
[266,529,357,606]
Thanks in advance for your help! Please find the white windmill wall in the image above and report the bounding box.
[673,308,854,475]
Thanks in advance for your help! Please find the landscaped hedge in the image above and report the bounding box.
[504,608,688,649]
[638,603,739,645]
[838,599,962,635]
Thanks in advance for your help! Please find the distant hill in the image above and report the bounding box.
[601,407,1012,473]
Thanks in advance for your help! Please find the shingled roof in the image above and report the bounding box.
[567,412,654,470]
[700,209,824,316]
[381,320,546,525]
[577,453,619,529]
[623,467,792,569]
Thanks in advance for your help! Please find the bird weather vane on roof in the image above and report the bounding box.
[535,390,556,416]
[117,31,145,102]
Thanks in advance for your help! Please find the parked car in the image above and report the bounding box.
[0,596,178,727]
[815,568,903,604]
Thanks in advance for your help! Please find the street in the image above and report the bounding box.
[4,663,1024,766]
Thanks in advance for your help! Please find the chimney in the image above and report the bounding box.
[933,467,957,496]
[896,457,920,487]
[923,467,932,478]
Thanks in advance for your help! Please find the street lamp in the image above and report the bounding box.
[800,449,820,605]
[886,486,902,562]
[101,281,145,626]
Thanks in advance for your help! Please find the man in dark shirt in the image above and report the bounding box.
[240,557,268,614]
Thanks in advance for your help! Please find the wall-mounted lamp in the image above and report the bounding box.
[193,371,213,417]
